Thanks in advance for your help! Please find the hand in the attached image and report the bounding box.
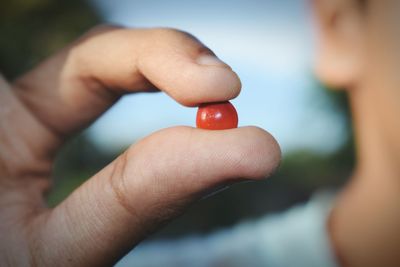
[0,26,281,266]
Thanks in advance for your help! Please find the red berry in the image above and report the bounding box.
[196,101,238,130]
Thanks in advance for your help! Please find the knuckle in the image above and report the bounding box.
[70,23,124,57]
[108,152,140,218]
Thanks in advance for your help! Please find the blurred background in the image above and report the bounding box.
[1,0,354,264]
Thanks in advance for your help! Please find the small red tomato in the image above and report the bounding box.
[196,101,238,130]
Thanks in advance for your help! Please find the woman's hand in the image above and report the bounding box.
[0,26,280,266]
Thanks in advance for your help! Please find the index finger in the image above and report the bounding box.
[13,26,241,139]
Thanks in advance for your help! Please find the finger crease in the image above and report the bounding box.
[108,152,140,219]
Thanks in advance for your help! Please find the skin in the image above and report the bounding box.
[313,0,400,266]
[0,27,281,266]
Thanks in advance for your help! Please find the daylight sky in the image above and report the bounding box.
[87,0,347,155]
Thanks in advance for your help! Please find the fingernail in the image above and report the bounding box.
[197,54,229,68]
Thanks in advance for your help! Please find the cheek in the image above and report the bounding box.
[368,0,400,93]
[365,0,400,142]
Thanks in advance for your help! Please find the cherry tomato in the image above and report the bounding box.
[196,101,238,130]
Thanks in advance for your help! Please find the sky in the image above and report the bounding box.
[87,0,347,155]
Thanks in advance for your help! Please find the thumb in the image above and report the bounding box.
[36,126,280,266]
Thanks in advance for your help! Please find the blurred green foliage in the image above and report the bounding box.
[0,0,100,79]
[0,0,355,239]
[49,134,121,206]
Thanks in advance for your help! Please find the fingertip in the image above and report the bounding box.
[149,126,281,181]
[195,54,241,102]
[137,29,242,107]
[212,126,281,180]
[172,64,242,107]
[242,126,281,179]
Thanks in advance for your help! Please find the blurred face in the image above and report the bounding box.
[313,3,400,267]
[313,0,400,148]
[314,0,400,91]
[365,0,400,148]
[366,0,400,101]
